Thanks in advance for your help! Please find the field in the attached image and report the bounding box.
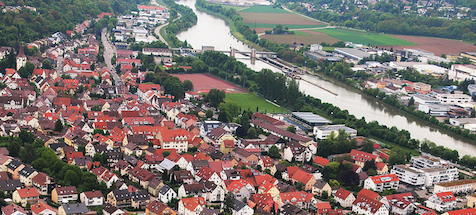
[245,23,325,29]
[313,28,416,46]
[239,6,289,13]
[261,30,339,45]
[171,74,246,93]
[240,13,326,26]
[220,5,248,11]
[224,93,289,113]
[381,35,476,55]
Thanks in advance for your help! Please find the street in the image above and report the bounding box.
[101,28,122,86]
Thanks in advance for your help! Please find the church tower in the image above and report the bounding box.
[16,45,27,71]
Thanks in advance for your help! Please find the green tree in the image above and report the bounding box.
[54,119,63,132]
[64,170,80,186]
[78,145,86,155]
[205,89,226,108]
[206,109,213,118]
[247,127,257,138]
[361,139,374,153]
[295,182,305,191]
[18,62,35,78]
[91,105,102,111]
[223,191,235,214]
[183,79,194,91]
[321,190,329,199]
[269,146,280,158]
[168,198,179,210]
[42,59,52,69]
[286,126,296,133]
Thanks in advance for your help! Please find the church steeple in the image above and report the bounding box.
[16,45,27,71]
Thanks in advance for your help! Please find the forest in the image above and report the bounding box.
[0,0,145,46]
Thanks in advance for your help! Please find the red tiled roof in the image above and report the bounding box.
[350,149,378,162]
[313,156,330,166]
[370,174,399,184]
[83,190,103,198]
[31,202,55,214]
[446,208,476,215]
[436,192,456,203]
[181,197,205,211]
[291,169,313,184]
[334,188,351,200]
[357,188,379,200]
[16,187,39,198]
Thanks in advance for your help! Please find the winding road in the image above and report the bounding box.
[151,0,182,47]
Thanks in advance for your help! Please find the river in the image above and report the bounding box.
[175,0,476,156]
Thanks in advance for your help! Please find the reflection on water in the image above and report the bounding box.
[174,0,476,156]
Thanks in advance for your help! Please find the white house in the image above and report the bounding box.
[313,124,357,140]
[178,197,205,215]
[364,174,399,192]
[283,142,312,162]
[352,195,389,215]
[80,191,104,206]
[334,188,355,208]
[433,179,476,195]
[425,192,457,212]
[158,185,177,204]
[233,200,253,215]
[380,193,416,215]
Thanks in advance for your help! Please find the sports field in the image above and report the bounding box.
[171,74,246,94]
[313,28,416,46]
[224,93,289,113]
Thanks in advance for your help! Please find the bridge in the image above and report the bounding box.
[172,46,277,59]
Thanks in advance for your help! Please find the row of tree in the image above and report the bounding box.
[162,0,197,48]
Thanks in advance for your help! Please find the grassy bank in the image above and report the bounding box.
[224,93,289,113]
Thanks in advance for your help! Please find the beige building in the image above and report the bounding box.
[12,187,40,207]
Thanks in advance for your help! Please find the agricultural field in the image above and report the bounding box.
[313,28,416,46]
[224,93,289,113]
[220,5,248,11]
[261,30,339,45]
[381,35,476,55]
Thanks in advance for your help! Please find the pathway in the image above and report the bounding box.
[151,0,182,47]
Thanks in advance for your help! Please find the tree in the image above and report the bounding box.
[78,145,86,155]
[247,127,257,138]
[408,97,415,106]
[363,159,376,172]
[64,170,79,186]
[361,139,374,153]
[339,169,360,186]
[183,79,193,91]
[286,126,296,133]
[224,191,235,214]
[91,105,102,111]
[168,198,179,210]
[206,109,213,118]
[54,119,63,132]
[295,182,305,191]
[42,59,52,69]
[269,146,280,159]
[321,190,329,199]
[205,89,226,108]
[18,62,35,78]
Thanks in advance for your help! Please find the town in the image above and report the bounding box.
[1,0,476,215]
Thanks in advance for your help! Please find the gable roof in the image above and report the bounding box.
[334,188,352,200]
[357,188,380,200]
[16,187,39,198]
[352,195,384,214]
[313,156,330,166]
[436,192,456,202]
[181,197,205,211]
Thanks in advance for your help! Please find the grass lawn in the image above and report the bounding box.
[239,5,288,13]
[314,28,417,46]
[322,47,335,51]
[220,5,248,11]
[247,23,324,29]
[224,93,289,113]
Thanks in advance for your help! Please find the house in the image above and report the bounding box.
[313,156,330,167]
[352,195,389,215]
[32,172,55,195]
[172,170,194,185]
[350,149,381,167]
[434,179,476,195]
[257,180,279,198]
[283,141,312,162]
[334,188,355,208]
[233,199,253,215]
[380,193,416,215]
[158,184,177,203]
[58,203,89,215]
[315,202,332,215]
[31,202,57,215]
[275,191,316,209]
[130,190,151,209]
[52,186,78,204]
[205,127,235,147]
[442,208,476,215]
[195,166,222,185]
[467,194,476,208]
[364,174,399,192]
[2,204,27,215]
[231,148,259,166]
[146,200,176,215]
[157,129,194,153]
[107,190,132,208]
[0,179,22,194]
[18,166,38,187]
[177,182,225,203]
[102,202,126,215]
[311,179,331,196]
[220,140,235,154]
[249,193,278,213]
[425,192,457,212]
[280,203,309,215]
[357,188,381,201]
[178,197,206,215]
[12,187,40,207]
[226,179,253,201]
[80,190,104,206]
[376,162,388,175]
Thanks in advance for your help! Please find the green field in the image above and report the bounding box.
[239,5,288,13]
[322,47,335,51]
[224,93,289,113]
[314,28,417,46]
[220,5,248,11]
[247,23,324,29]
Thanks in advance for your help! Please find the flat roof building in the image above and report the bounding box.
[334,48,371,61]
[313,124,357,140]
[292,112,331,127]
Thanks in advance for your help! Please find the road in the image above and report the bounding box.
[101,28,122,86]
[151,0,181,47]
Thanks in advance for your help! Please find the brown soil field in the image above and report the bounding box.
[239,12,325,25]
[171,74,246,94]
[380,35,476,55]
[262,30,339,45]
[254,28,272,34]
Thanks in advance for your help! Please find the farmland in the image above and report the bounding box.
[239,6,289,13]
[381,35,476,55]
[313,28,417,46]
[261,30,339,45]
[224,93,289,113]
[171,74,246,94]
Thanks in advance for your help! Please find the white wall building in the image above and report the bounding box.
[313,124,357,140]
[410,156,444,169]
[391,165,426,186]
[433,179,476,194]
[435,93,472,105]
[364,174,400,192]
